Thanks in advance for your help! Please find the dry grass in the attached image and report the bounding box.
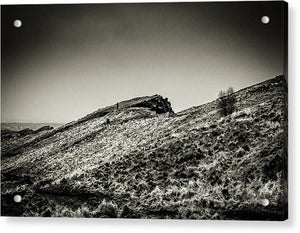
[1,76,288,220]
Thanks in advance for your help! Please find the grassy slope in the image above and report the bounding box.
[1,76,288,220]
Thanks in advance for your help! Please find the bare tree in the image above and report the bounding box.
[218,87,236,116]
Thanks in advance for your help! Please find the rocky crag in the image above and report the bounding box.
[1,75,288,220]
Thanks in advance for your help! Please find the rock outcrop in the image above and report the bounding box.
[131,95,173,114]
[77,94,173,124]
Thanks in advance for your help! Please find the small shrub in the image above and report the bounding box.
[218,87,236,116]
[93,199,118,218]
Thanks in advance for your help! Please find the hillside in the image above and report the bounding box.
[1,75,288,220]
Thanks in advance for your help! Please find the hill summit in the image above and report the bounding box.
[1,75,288,220]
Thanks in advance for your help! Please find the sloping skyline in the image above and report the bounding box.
[1,2,286,123]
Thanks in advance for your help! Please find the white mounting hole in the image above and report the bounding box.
[13,19,22,28]
[14,194,22,203]
[261,198,269,207]
[261,16,270,24]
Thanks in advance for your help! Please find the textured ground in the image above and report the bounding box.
[1,76,288,220]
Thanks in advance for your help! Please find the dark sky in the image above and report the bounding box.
[1,2,286,123]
